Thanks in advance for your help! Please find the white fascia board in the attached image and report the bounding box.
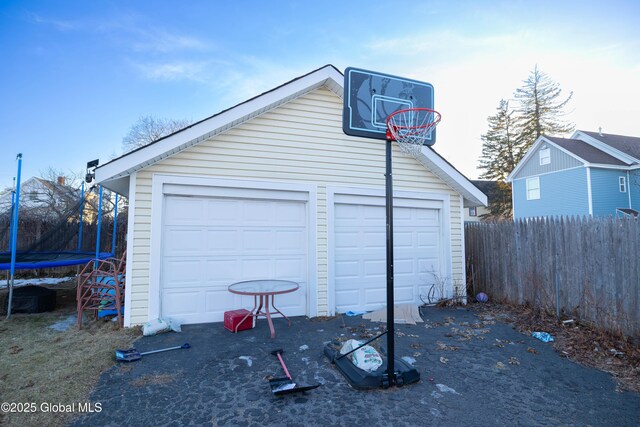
[95,66,344,184]
[507,136,600,181]
[583,163,636,171]
[417,147,488,207]
[573,131,637,165]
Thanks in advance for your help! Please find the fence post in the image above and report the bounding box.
[555,270,560,320]
[464,216,638,336]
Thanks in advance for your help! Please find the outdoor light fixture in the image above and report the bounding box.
[85,159,99,183]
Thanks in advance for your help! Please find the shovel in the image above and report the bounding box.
[269,348,320,396]
[115,343,191,362]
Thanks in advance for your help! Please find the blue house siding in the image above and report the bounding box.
[513,167,589,219]
[513,141,582,179]
[590,168,632,216]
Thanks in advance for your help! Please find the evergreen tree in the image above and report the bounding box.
[479,99,519,181]
[476,67,574,219]
[514,65,574,151]
[477,99,518,218]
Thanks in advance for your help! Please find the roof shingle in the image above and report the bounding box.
[545,137,628,166]
[579,131,640,162]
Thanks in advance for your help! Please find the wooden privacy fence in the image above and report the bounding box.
[465,217,639,337]
[0,216,127,278]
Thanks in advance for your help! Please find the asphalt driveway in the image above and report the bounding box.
[70,306,640,426]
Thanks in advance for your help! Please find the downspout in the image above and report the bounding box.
[627,171,632,209]
[586,167,593,216]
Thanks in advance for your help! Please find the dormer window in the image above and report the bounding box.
[539,147,550,165]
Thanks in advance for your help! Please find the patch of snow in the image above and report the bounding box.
[0,276,73,289]
[49,315,77,331]
[239,356,253,367]
[401,356,416,366]
[436,383,460,394]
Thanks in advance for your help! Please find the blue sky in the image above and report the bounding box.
[1,0,639,189]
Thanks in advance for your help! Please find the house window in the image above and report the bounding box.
[469,207,477,217]
[539,148,550,165]
[526,177,540,200]
[619,176,626,193]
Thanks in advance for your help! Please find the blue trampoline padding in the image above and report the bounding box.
[95,285,125,318]
[0,251,113,271]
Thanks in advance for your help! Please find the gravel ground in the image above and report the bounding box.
[70,306,640,427]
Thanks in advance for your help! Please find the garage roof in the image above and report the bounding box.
[96,64,487,207]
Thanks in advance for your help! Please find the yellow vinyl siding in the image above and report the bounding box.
[128,87,463,324]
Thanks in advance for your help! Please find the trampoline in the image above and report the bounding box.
[3,155,121,317]
[0,251,113,271]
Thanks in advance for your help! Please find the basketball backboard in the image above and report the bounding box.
[342,67,436,145]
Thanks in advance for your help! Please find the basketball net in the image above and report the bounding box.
[386,108,441,158]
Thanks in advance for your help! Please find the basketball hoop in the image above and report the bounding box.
[386,108,441,157]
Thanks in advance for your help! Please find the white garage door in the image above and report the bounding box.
[161,193,308,324]
[334,197,444,313]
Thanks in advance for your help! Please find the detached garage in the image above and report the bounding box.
[330,190,448,314]
[95,65,486,327]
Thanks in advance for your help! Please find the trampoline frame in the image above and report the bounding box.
[5,155,119,318]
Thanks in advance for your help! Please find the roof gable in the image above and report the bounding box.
[573,130,640,164]
[95,65,486,206]
[507,136,579,180]
[97,64,343,194]
[545,137,627,166]
[508,130,640,181]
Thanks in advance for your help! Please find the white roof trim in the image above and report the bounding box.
[507,136,554,181]
[417,147,487,206]
[508,135,637,182]
[572,130,637,165]
[96,64,485,206]
[96,65,344,188]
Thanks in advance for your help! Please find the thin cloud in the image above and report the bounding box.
[367,30,531,55]
[28,11,212,54]
[129,28,211,53]
[29,13,78,31]
[133,60,209,82]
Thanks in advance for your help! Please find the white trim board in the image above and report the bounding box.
[123,172,137,327]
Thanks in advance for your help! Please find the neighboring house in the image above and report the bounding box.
[507,130,640,219]
[466,180,508,221]
[95,65,487,327]
[0,176,79,220]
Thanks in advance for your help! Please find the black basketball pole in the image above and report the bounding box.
[384,137,395,385]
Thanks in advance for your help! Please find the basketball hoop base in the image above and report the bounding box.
[323,343,420,389]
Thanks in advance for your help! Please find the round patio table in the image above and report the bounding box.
[228,280,299,339]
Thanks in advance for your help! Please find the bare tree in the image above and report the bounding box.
[122,116,192,153]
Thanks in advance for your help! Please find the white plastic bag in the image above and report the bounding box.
[340,339,362,355]
[340,339,383,373]
[142,317,182,336]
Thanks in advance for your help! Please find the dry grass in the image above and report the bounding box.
[472,302,640,393]
[0,282,139,427]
